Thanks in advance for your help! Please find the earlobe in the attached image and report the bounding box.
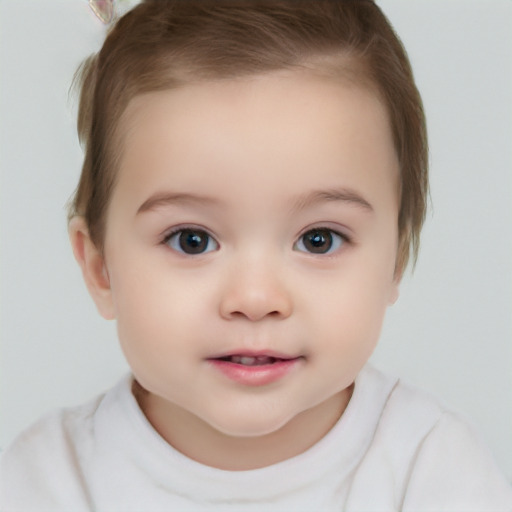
[68,217,115,320]
[388,282,400,305]
[388,270,402,305]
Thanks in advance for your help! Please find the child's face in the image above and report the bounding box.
[83,71,400,449]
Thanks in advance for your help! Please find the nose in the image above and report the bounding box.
[219,257,293,322]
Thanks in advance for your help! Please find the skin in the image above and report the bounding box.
[70,70,401,470]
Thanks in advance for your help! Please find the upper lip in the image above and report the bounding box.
[207,349,301,360]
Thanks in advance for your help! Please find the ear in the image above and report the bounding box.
[388,267,403,305]
[68,217,115,320]
[388,278,400,305]
[389,238,408,305]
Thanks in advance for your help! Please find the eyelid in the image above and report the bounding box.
[161,223,217,241]
[296,224,352,243]
[294,225,352,256]
[161,225,220,254]
[158,223,352,255]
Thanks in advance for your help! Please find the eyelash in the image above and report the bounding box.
[161,226,219,255]
[160,226,351,256]
[294,227,350,256]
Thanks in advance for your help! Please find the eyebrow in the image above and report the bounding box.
[137,187,374,215]
[137,192,221,214]
[292,188,374,213]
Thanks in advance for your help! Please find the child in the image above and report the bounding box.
[2,0,511,509]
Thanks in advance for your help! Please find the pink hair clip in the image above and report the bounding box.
[89,0,115,24]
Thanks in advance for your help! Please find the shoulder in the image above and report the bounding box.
[360,367,512,510]
[0,379,127,511]
[355,364,447,441]
[401,407,512,510]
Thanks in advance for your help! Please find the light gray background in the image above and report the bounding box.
[1,0,511,479]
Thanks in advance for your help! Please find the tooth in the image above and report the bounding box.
[256,356,273,364]
[225,355,280,365]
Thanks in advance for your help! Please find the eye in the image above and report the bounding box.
[294,228,346,255]
[164,228,219,255]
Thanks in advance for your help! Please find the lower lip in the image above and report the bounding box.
[207,358,302,386]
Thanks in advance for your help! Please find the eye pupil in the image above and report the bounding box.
[179,230,208,254]
[303,229,333,253]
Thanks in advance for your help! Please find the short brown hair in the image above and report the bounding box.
[69,0,428,272]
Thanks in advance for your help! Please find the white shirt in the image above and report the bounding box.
[2,365,511,511]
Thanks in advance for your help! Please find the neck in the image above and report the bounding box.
[134,381,353,470]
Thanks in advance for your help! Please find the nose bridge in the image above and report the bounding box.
[219,248,293,321]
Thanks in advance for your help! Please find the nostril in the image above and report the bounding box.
[218,279,293,321]
[226,309,288,321]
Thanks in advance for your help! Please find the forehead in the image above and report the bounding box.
[112,71,399,214]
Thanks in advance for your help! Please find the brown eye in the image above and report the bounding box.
[166,229,219,255]
[295,228,344,254]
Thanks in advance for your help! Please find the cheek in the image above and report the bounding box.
[108,258,215,346]
[110,270,199,393]
[306,264,394,348]
[305,288,387,389]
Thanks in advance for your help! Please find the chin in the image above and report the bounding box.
[203,408,294,439]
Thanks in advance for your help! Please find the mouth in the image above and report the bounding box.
[207,351,304,386]
[215,355,294,366]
